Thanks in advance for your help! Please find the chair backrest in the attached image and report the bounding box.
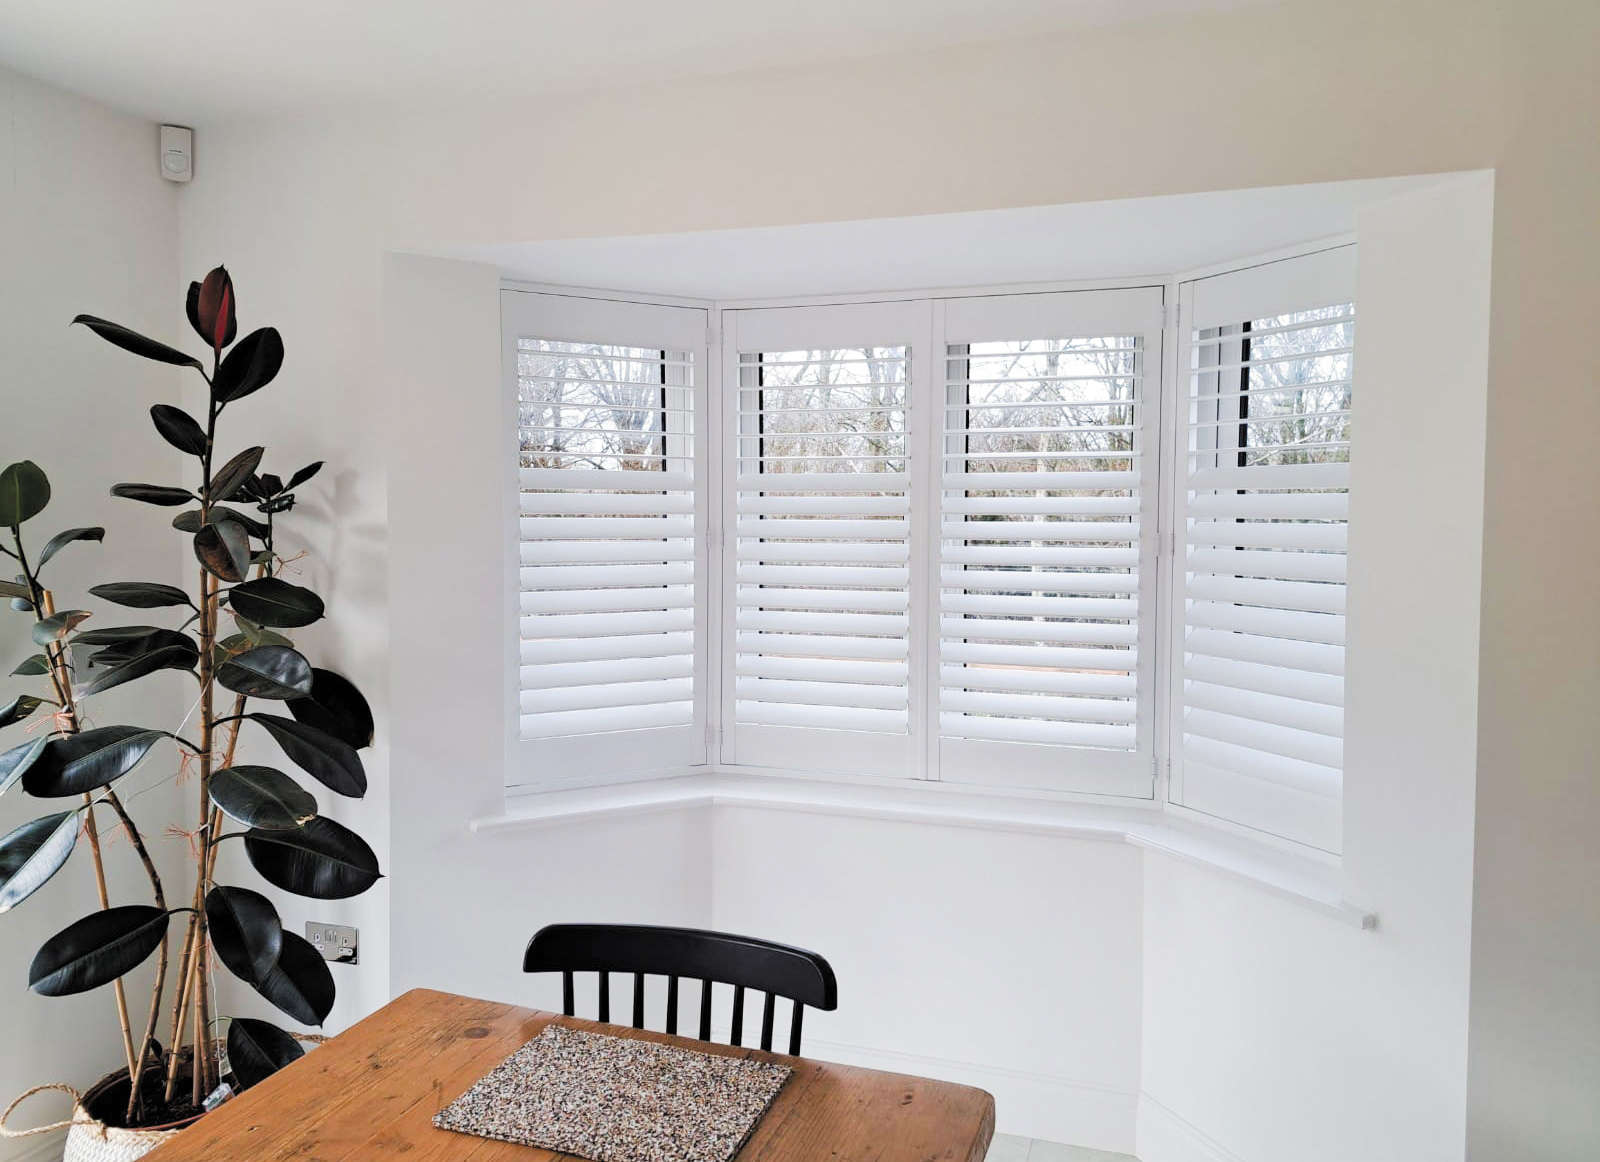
[523,923,838,1056]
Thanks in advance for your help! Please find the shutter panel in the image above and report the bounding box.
[506,290,708,785]
[936,288,1161,793]
[732,345,913,750]
[1173,248,1355,851]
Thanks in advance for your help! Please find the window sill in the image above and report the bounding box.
[473,773,1377,930]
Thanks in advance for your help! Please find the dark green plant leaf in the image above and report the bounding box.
[78,628,195,671]
[209,446,265,503]
[90,582,193,609]
[150,405,208,456]
[243,816,381,899]
[288,670,374,750]
[205,886,282,984]
[0,737,49,796]
[195,519,251,582]
[214,628,292,671]
[286,462,323,491]
[218,646,313,700]
[228,578,323,628]
[252,930,333,1026]
[31,610,90,645]
[73,625,186,646]
[37,527,105,568]
[80,644,197,697]
[0,461,51,527]
[209,765,317,830]
[228,508,272,541]
[23,726,167,797]
[0,811,78,911]
[0,580,30,601]
[247,714,364,797]
[227,1017,304,1091]
[260,495,295,515]
[188,268,236,352]
[73,314,203,370]
[110,483,194,507]
[173,506,270,541]
[255,474,282,498]
[11,655,49,676]
[29,905,169,996]
[0,695,45,730]
[213,328,283,404]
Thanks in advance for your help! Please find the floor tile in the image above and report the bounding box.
[1026,1139,1138,1162]
[984,1133,1033,1162]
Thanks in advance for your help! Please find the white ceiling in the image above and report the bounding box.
[0,0,1297,123]
[437,175,1455,301]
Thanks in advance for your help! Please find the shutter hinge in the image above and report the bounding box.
[705,326,720,349]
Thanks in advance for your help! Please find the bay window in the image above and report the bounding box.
[504,245,1355,854]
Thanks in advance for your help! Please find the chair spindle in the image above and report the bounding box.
[666,974,680,1035]
[760,992,775,1051]
[597,970,609,1023]
[632,972,645,1029]
[698,979,713,1042]
[789,1002,804,1056]
[730,985,746,1047]
[561,970,574,1017]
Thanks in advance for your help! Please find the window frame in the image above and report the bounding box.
[501,288,713,792]
[1163,244,1358,854]
[500,239,1356,857]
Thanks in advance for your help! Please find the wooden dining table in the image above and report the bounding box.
[147,988,995,1162]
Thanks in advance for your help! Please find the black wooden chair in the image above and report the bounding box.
[523,923,837,1056]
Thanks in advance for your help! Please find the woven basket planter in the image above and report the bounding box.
[1,1048,214,1162]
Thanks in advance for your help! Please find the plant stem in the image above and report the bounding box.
[189,380,224,1103]
[79,799,140,1089]
[105,790,167,1122]
[20,570,142,1104]
[193,567,216,1101]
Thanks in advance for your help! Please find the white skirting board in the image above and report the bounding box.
[802,1037,1137,1154]
[1136,1094,1246,1162]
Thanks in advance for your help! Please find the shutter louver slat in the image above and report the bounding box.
[516,337,696,740]
[1176,294,1354,849]
[939,333,1146,754]
[734,345,912,738]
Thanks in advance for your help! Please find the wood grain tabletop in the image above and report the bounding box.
[145,988,995,1162]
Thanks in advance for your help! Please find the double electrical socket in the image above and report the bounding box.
[306,922,359,965]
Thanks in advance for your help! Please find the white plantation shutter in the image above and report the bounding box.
[725,301,922,777]
[937,290,1163,794]
[1171,247,1356,851]
[504,292,708,786]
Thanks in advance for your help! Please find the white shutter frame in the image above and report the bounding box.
[936,288,1163,797]
[503,290,710,788]
[1188,245,1357,331]
[723,300,926,778]
[1169,248,1356,852]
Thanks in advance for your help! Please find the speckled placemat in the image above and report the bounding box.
[432,1024,792,1162]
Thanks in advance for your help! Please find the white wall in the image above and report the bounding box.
[1140,169,1494,1162]
[165,2,1600,1160]
[713,807,1143,1149]
[0,64,182,1160]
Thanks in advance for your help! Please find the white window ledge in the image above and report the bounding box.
[473,773,1378,929]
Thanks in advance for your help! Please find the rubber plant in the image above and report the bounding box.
[0,267,380,1127]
